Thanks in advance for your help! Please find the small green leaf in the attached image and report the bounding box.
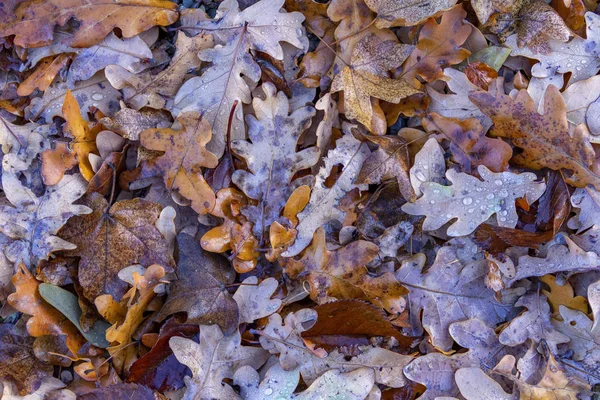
[39,283,111,348]
[469,46,511,71]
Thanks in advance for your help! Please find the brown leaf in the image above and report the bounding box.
[100,107,172,141]
[422,113,512,173]
[139,112,218,215]
[16,54,70,96]
[470,84,600,189]
[154,233,239,335]
[356,133,416,202]
[87,146,128,196]
[535,170,571,234]
[365,0,457,28]
[78,382,156,400]
[473,224,553,254]
[63,89,99,181]
[282,227,407,314]
[40,142,78,186]
[58,192,174,302]
[0,0,179,48]
[464,61,498,90]
[402,5,472,87]
[516,0,572,54]
[301,300,415,353]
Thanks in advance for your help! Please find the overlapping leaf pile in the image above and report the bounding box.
[1,0,600,398]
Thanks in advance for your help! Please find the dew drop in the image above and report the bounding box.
[486,193,494,200]
[264,388,274,396]
[498,189,509,198]
[494,179,503,186]
[446,214,452,218]
[500,217,506,222]
[462,197,473,205]
[468,208,474,213]
[415,171,426,181]
[296,27,303,36]
[423,164,429,170]
[92,93,104,101]
[430,200,435,204]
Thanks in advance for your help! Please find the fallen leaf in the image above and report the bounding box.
[364,0,457,28]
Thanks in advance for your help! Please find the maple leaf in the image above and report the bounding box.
[402,165,545,237]
[331,32,417,133]
[0,172,90,267]
[0,0,179,48]
[154,233,239,334]
[169,325,269,399]
[174,0,307,157]
[283,132,370,257]
[395,244,515,351]
[106,32,213,110]
[0,324,54,395]
[139,112,219,215]
[282,227,407,314]
[470,84,600,189]
[231,82,319,239]
[401,5,472,87]
[58,192,174,302]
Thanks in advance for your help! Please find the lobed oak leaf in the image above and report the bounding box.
[174,0,307,158]
[259,308,413,387]
[470,85,600,189]
[231,82,319,240]
[395,246,516,351]
[0,117,46,172]
[106,32,213,110]
[401,5,472,87]
[454,367,515,400]
[492,352,590,399]
[499,293,570,352]
[0,172,90,267]
[356,132,415,202]
[514,0,572,54]
[0,0,178,48]
[404,318,520,399]
[58,192,174,302]
[569,186,600,232]
[232,276,281,324]
[0,324,54,396]
[282,227,407,314]
[100,106,172,141]
[331,33,417,133]
[541,274,588,315]
[154,233,239,334]
[234,363,375,400]
[364,0,457,28]
[139,112,218,215]
[283,132,370,257]
[422,113,512,174]
[402,165,545,237]
[169,325,269,400]
[8,263,87,355]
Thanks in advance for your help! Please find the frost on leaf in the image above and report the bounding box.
[0,173,91,267]
[402,165,545,237]
[283,132,370,256]
[174,0,307,157]
[232,82,319,239]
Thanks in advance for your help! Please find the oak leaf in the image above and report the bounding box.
[16,54,70,96]
[401,5,471,87]
[169,325,269,400]
[0,0,178,48]
[174,0,307,157]
[139,112,218,215]
[401,165,545,237]
[409,137,445,197]
[154,233,239,334]
[283,132,370,257]
[364,0,457,28]
[58,192,174,302]
[282,227,407,314]
[100,106,172,141]
[470,84,600,189]
[231,82,319,239]
[453,367,515,400]
[422,113,512,173]
[106,33,213,110]
[40,142,78,186]
[395,246,515,351]
[8,263,86,355]
[0,172,90,267]
[232,276,282,324]
[331,33,417,133]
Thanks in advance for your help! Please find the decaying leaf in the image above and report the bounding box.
[364,0,457,28]
[470,84,600,189]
